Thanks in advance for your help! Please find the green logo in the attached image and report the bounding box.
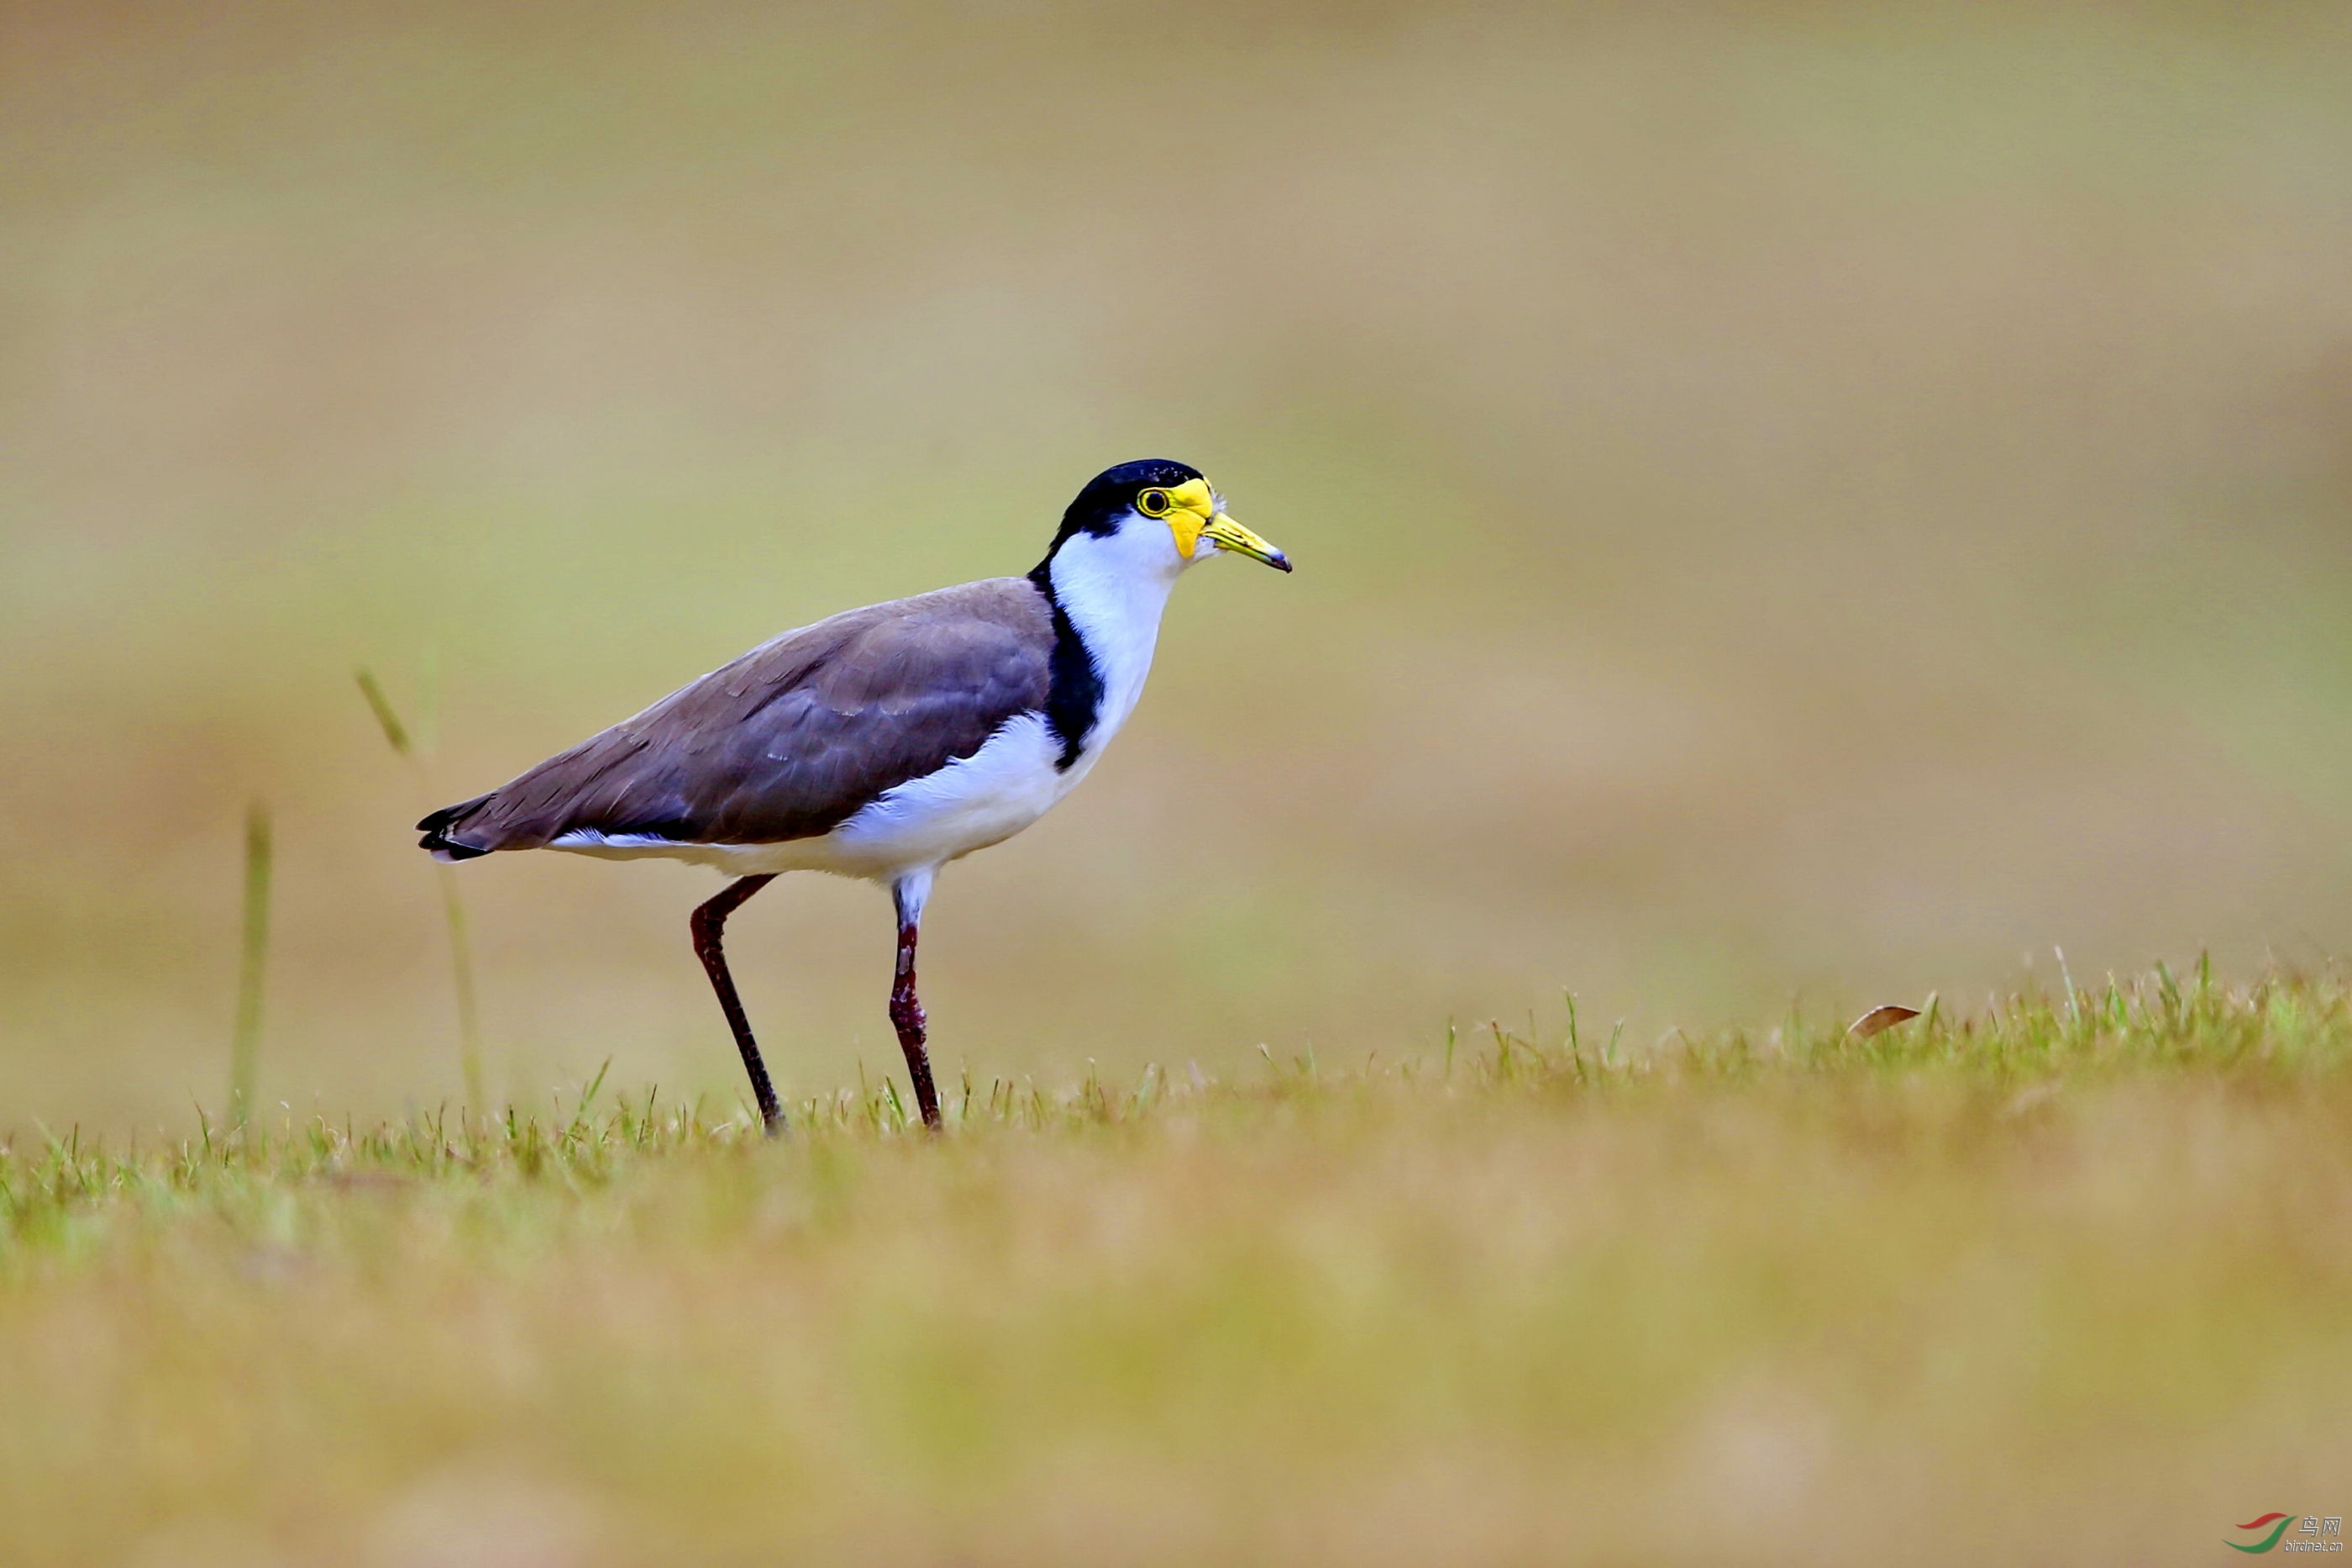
[2230,1515,2297,1555]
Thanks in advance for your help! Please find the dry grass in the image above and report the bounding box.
[2,968,2347,1565]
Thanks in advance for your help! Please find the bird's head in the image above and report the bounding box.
[1040,459,1291,582]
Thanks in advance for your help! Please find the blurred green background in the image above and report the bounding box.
[5,0,2350,1132]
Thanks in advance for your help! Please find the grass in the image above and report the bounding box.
[2,968,2349,1565]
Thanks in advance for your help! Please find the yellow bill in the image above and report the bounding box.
[1200,511,1292,572]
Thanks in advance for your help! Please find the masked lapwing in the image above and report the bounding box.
[417,460,1289,1132]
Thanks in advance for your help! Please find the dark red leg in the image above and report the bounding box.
[689,873,784,1133]
[888,886,942,1130]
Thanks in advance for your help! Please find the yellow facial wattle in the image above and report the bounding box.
[1147,477,1217,559]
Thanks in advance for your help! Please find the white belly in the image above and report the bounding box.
[552,712,1083,883]
[823,712,1078,874]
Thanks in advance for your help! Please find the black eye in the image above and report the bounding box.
[1137,489,1171,517]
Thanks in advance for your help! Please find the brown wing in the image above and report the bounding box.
[420,578,1054,856]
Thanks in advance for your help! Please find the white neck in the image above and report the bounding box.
[1045,523,1186,763]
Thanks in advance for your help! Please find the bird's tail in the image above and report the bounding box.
[417,795,497,862]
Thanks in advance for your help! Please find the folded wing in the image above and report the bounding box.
[419,579,1055,857]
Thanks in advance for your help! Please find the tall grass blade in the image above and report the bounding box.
[438,864,487,1109]
[357,666,488,1109]
[354,669,412,758]
[228,802,273,1128]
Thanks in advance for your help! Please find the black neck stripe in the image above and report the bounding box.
[1026,564,1102,771]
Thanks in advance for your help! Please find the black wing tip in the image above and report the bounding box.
[417,802,493,861]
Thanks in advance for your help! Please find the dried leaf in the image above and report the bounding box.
[1848,1004,1921,1039]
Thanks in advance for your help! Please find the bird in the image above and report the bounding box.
[416,460,1290,1133]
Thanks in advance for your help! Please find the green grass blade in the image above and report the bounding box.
[228,802,273,1130]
